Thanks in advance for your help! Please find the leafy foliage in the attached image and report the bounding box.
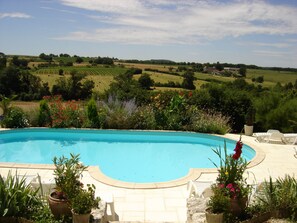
[1,107,29,128]
[0,172,41,218]
[71,184,100,215]
[52,154,87,201]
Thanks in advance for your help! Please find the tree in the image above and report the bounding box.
[138,73,154,90]
[0,95,16,116]
[215,62,224,71]
[0,53,7,70]
[59,69,64,76]
[75,57,83,64]
[0,67,22,96]
[182,70,196,90]
[52,70,94,100]
[239,66,247,77]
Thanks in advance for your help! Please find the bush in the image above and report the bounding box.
[189,110,231,134]
[87,98,100,128]
[1,107,29,128]
[102,96,137,129]
[130,106,156,130]
[38,99,52,127]
[0,172,41,219]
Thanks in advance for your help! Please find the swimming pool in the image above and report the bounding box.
[0,129,255,183]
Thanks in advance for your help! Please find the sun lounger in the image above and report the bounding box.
[284,133,297,145]
[265,132,287,144]
[187,180,213,198]
[253,130,282,142]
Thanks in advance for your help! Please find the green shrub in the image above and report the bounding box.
[253,175,297,220]
[189,110,231,134]
[87,98,100,128]
[130,106,156,130]
[38,99,52,127]
[0,172,41,218]
[1,107,29,128]
[102,96,137,129]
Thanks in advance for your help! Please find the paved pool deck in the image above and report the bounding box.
[0,130,296,222]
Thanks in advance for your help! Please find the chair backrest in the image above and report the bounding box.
[267,129,280,133]
[269,132,284,140]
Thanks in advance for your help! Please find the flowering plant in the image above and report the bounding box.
[208,137,250,214]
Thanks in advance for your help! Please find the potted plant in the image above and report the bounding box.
[209,139,250,218]
[244,106,255,136]
[48,153,87,219]
[71,184,100,223]
[205,185,230,223]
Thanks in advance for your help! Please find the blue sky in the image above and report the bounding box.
[0,0,296,68]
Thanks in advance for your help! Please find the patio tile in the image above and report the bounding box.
[145,211,179,222]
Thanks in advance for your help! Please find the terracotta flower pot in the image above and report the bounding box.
[72,212,91,223]
[48,192,72,219]
[230,197,248,216]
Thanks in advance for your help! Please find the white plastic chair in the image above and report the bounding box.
[187,180,213,198]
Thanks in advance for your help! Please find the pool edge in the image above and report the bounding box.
[0,129,265,189]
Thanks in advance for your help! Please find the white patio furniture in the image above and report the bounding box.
[253,129,280,142]
[187,180,214,198]
[284,133,297,145]
[265,132,287,144]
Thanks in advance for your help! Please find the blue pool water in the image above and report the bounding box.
[0,129,255,183]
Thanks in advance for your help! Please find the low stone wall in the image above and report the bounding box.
[187,195,208,223]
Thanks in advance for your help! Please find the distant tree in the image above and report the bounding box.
[239,66,247,77]
[11,56,28,68]
[59,53,70,57]
[0,67,22,96]
[65,62,73,66]
[106,69,149,104]
[52,70,94,100]
[255,76,264,83]
[138,73,154,90]
[0,55,7,70]
[182,70,196,90]
[39,53,52,62]
[75,57,83,64]
[215,62,224,71]
[59,69,64,76]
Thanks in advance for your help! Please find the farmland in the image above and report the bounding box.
[33,65,127,76]
[30,61,297,93]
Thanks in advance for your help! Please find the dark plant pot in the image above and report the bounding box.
[0,217,34,223]
[230,197,248,216]
[72,212,91,223]
[0,217,18,223]
[205,209,224,223]
[271,209,290,219]
[48,192,72,219]
[241,212,271,223]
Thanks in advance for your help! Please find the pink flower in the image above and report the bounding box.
[226,183,233,189]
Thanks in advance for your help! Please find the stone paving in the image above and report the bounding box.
[0,131,296,222]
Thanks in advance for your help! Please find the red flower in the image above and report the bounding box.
[232,140,243,160]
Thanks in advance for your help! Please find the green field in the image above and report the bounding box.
[33,65,127,76]
[246,69,297,84]
[31,62,297,93]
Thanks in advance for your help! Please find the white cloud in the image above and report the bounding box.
[253,50,293,58]
[0,12,32,19]
[237,41,291,48]
[56,0,297,45]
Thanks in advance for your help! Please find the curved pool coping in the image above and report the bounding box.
[0,129,265,189]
